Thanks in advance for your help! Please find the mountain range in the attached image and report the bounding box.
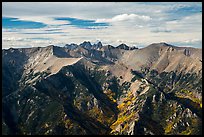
[2,41,202,135]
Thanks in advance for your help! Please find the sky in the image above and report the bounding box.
[2,2,202,49]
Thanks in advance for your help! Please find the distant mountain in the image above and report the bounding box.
[2,42,202,135]
[116,43,138,50]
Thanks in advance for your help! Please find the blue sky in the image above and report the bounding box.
[2,2,202,49]
[54,17,109,29]
[2,17,47,29]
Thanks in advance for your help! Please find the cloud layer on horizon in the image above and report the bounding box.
[2,2,202,49]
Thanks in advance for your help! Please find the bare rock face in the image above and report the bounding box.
[2,42,202,135]
[184,48,191,56]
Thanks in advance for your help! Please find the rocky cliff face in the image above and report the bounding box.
[2,42,202,135]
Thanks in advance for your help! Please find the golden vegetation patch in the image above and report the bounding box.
[110,91,138,134]
[105,89,117,103]
[175,89,202,108]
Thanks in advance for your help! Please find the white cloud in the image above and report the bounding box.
[151,27,171,33]
[8,16,69,26]
[2,2,202,49]
[96,14,152,23]
[183,38,201,44]
[166,13,202,30]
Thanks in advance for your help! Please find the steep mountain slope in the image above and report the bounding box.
[2,42,202,135]
[120,43,202,73]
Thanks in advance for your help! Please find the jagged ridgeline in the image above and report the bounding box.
[2,42,202,135]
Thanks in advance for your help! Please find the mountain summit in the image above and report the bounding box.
[2,42,202,135]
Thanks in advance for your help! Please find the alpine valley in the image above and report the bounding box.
[2,41,202,135]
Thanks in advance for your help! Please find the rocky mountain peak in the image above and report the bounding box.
[146,42,175,49]
[159,42,174,47]
[79,41,92,49]
[116,43,138,50]
[93,41,103,49]
[65,43,78,50]
[116,43,130,50]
